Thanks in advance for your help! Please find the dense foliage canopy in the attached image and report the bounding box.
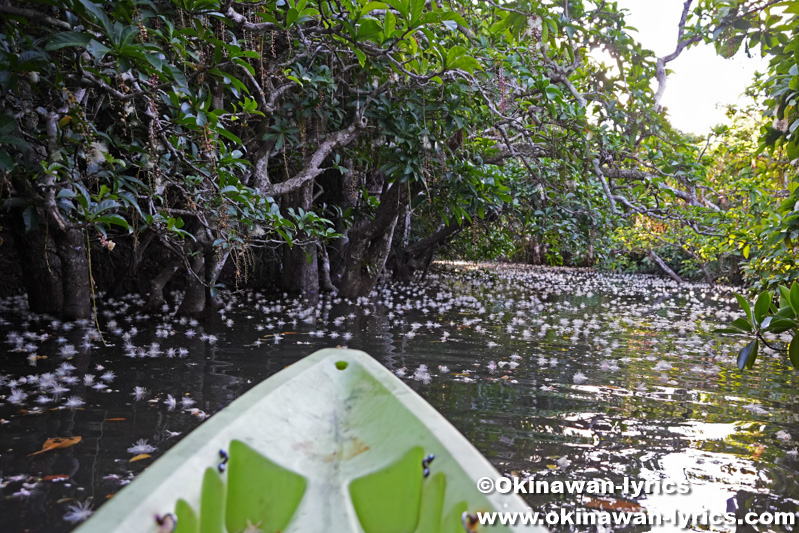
[0,0,797,372]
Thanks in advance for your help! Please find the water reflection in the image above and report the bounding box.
[1,263,798,531]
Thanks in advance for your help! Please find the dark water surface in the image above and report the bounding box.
[1,263,798,531]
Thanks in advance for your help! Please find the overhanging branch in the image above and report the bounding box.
[0,3,71,30]
[601,167,721,211]
[483,143,550,164]
[259,116,366,198]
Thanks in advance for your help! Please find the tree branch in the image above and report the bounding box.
[39,110,69,232]
[654,0,701,109]
[261,115,366,197]
[601,167,721,211]
[483,142,550,164]
[225,5,280,32]
[0,3,71,30]
[649,250,684,283]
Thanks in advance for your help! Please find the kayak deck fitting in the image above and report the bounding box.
[76,348,541,532]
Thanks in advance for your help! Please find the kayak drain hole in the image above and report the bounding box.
[335,361,348,370]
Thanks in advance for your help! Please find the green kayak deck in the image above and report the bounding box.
[76,348,542,532]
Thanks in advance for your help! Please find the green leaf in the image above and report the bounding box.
[93,198,120,215]
[286,7,299,27]
[737,339,759,371]
[383,0,408,19]
[285,75,304,86]
[753,290,772,325]
[488,16,509,34]
[77,0,113,35]
[790,282,799,314]
[384,10,396,36]
[356,18,383,41]
[790,335,799,368]
[216,127,243,145]
[96,214,130,230]
[409,0,424,24]
[362,2,388,15]
[445,45,467,67]
[57,189,77,199]
[718,34,744,58]
[439,11,467,28]
[787,140,799,161]
[449,56,481,72]
[775,305,797,320]
[734,292,753,322]
[766,317,797,334]
[86,39,111,61]
[545,85,563,100]
[166,65,188,89]
[0,150,14,171]
[354,48,366,67]
[22,206,38,232]
[441,19,457,31]
[2,197,27,209]
[730,317,753,332]
[779,285,791,305]
[45,31,92,51]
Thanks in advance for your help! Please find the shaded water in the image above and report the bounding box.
[1,263,798,531]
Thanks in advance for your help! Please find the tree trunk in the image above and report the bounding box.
[204,247,229,313]
[282,182,319,299]
[317,243,336,292]
[338,182,405,299]
[586,226,596,266]
[9,213,64,315]
[648,250,683,284]
[699,262,714,285]
[108,230,156,298]
[10,207,90,320]
[283,242,319,298]
[394,202,411,248]
[145,258,181,312]
[55,228,92,320]
[178,250,206,316]
[338,220,397,298]
[390,216,473,282]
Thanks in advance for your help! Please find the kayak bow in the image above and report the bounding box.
[76,348,541,532]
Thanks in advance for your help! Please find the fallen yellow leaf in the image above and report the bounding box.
[130,453,152,462]
[28,436,82,456]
